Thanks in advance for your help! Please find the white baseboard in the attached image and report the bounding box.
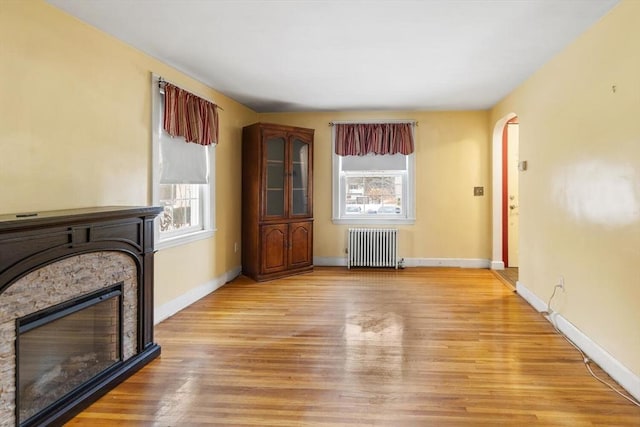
[154,265,242,325]
[516,281,640,402]
[491,260,505,270]
[404,258,491,268]
[515,280,548,312]
[313,257,490,269]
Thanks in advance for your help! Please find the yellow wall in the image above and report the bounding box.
[7,0,632,380]
[0,1,257,307]
[491,0,640,375]
[259,111,492,261]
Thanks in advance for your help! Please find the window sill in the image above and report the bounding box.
[332,217,415,226]
[155,228,216,251]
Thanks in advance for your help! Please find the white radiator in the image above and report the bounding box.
[347,228,398,269]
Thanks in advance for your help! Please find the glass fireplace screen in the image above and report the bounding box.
[16,286,122,425]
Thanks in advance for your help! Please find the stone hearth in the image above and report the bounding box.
[0,252,137,425]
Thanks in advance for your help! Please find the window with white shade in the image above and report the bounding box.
[332,122,416,225]
[151,74,216,248]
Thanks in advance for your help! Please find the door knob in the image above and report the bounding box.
[509,204,517,210]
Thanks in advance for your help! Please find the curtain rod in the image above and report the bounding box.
[157,76,224,111]
[329,120,417,126]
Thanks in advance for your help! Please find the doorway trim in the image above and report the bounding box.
[491,112,517,270]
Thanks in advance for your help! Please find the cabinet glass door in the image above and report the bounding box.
[291,137,310,215]
[265,136,285,216]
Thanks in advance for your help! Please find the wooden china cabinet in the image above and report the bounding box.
[242,123,314,281]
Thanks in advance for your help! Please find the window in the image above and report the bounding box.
[332,123,415,225]
[151,75,215,248]
[157,183,203,236]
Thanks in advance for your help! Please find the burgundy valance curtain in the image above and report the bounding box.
[163,83,219,146]
[334,122,414,156]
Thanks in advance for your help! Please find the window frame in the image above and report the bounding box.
[151,74,216,249]
[331,121,416,225]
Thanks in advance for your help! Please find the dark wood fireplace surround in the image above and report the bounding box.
[0,206,163,426]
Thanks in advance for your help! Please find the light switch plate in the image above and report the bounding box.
[518,160,528,171]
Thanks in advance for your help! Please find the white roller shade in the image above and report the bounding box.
[159,135,209,184]
[341,152,407,172]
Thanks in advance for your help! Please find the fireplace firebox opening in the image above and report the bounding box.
[16,284,124,426]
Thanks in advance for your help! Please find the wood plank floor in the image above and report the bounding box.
[67,267,640,426]
[492,267,518,291]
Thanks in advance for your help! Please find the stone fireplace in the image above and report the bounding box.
[0,207,162,427]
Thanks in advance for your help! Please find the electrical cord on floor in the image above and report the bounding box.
[542,285,640,407]
[541,284,561,316]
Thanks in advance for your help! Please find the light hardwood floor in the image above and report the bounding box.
[67,267,639,426]
[492,267,518,291]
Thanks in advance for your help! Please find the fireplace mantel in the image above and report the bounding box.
[0,206,163,426]
[0,206,162,294]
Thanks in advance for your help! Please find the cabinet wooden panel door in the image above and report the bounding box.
[261,224,288,274]
[289,221,312,268]
[259,221,312,275]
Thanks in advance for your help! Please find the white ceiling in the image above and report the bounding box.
[47,0,619,113]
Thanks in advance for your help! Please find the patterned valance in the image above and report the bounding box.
[334,122,414,156]
[163,83,219,146]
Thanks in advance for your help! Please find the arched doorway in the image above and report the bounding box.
[491,113,519,271]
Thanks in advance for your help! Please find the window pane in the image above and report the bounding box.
[266,190,284,216]
[159,183,202,232]
[265,137,285,217]
[267,164,284,188]
[266,137,285,161]
[291,139,309,215]
[344,174,403,215]
[292,189,307,215]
